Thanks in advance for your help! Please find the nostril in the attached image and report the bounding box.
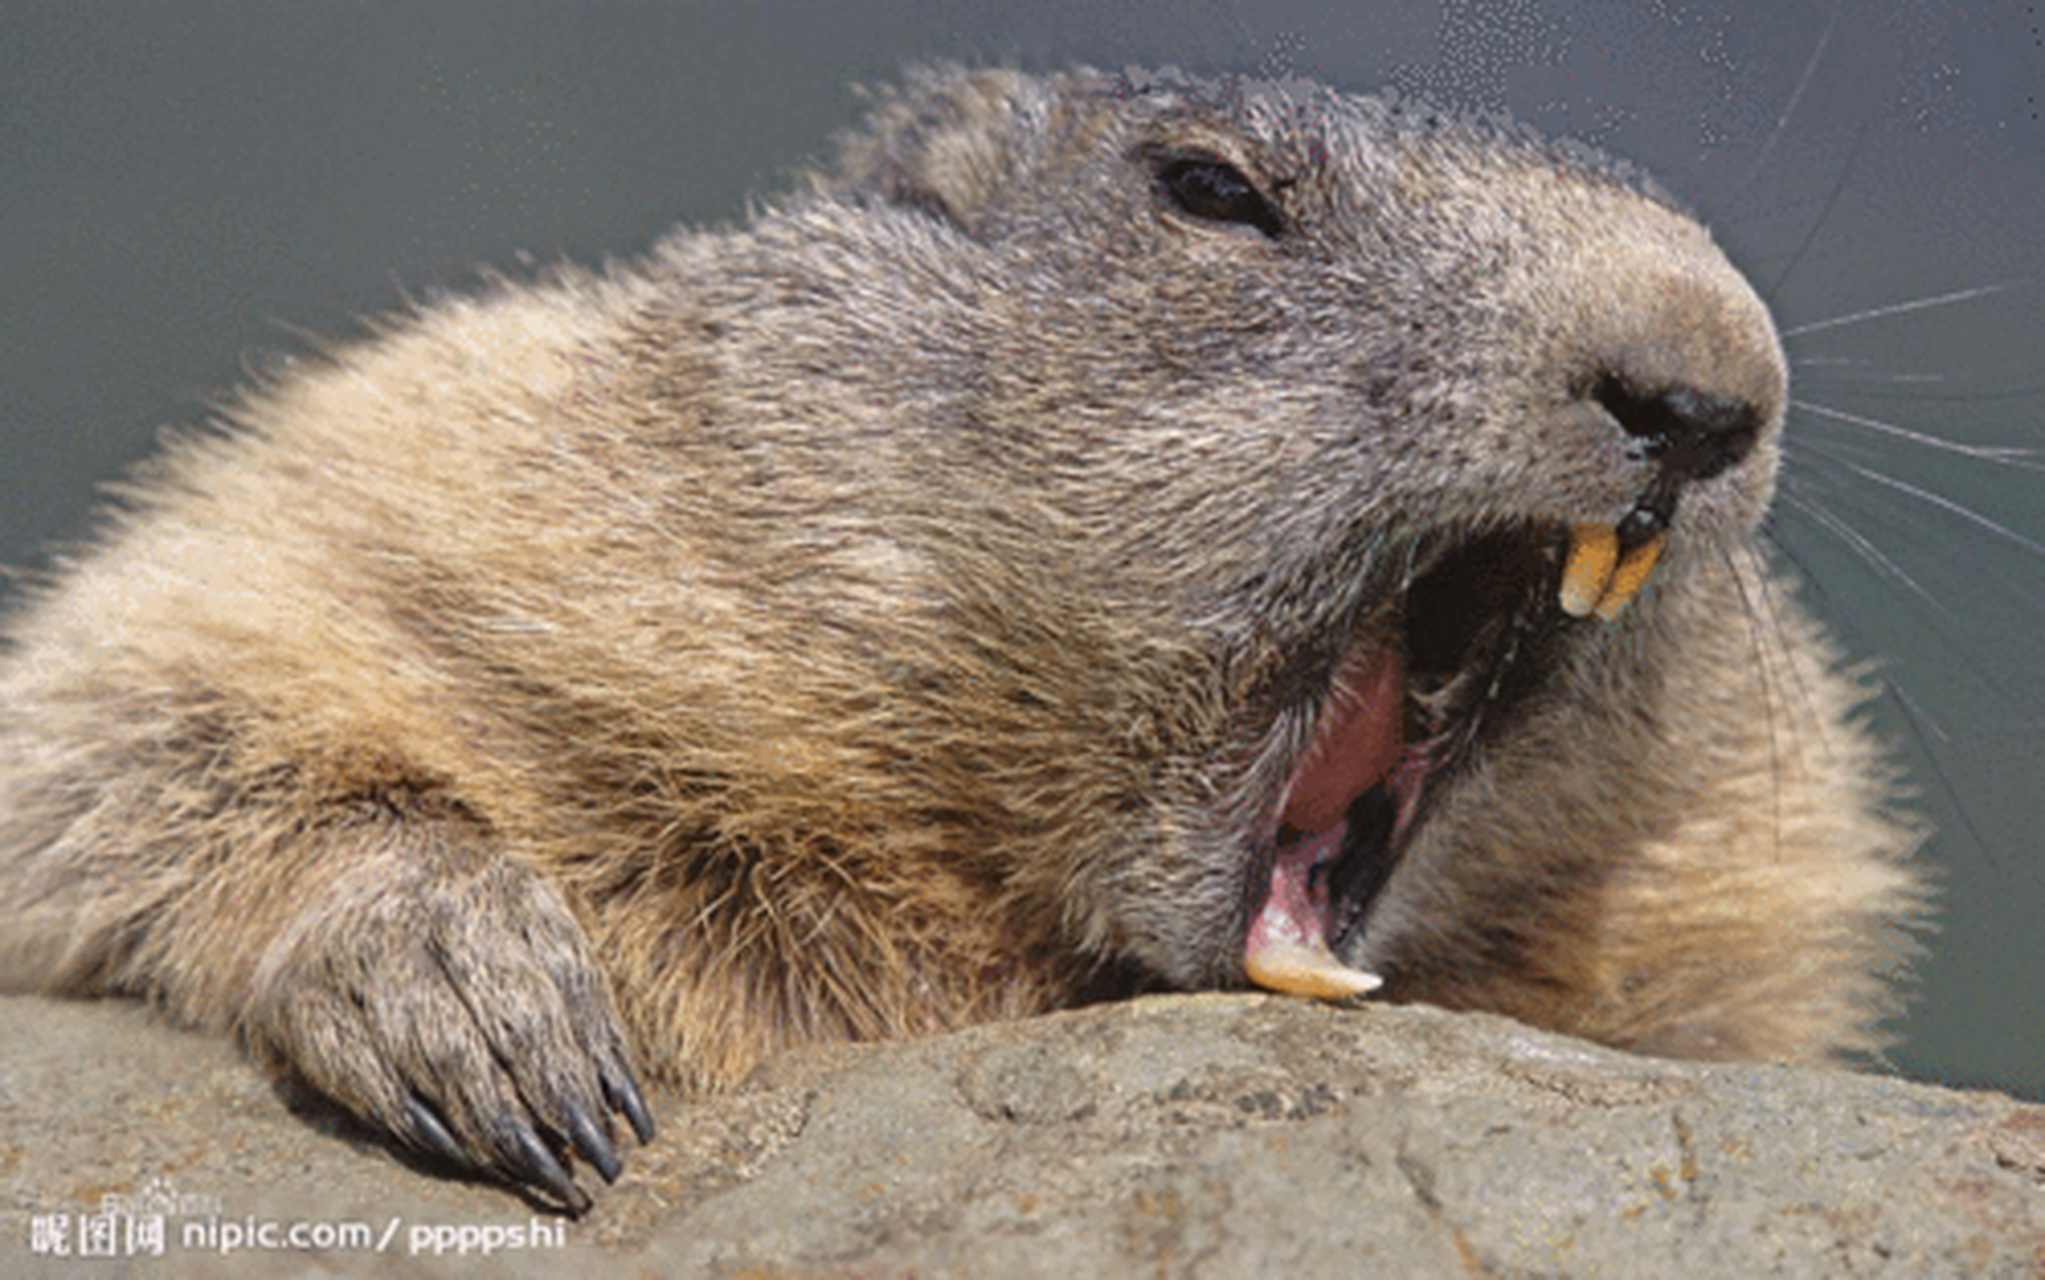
[1593,374,1764,486]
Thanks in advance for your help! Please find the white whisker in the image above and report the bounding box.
[1774,471,2043,750]
[1791,399,2042,467]
[1882,680,1952,746]
[1735,1,1839,196]
[1781,280,2027,337]
[1722,541,1798,848]
[1789,360,1947,384]
[1825,461,2045,559]
[1775,487,1951,621]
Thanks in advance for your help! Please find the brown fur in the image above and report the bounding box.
[0,67,1926,1207]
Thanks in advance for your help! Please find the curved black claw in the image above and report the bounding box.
[404,1097,469,1167]
[604,1066,657,1146]
[505,1123,590,1215]
[563,1105,622,1184]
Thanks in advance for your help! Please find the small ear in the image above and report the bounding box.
[828,66,1053,229]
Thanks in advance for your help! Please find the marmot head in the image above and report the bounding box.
[790,67,1790,998]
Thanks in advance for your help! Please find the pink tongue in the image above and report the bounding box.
[1248,825,1348,949]
[1280,641,1405,835]
[1243,640,1405,997]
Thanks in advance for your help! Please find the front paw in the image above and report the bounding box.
[243,830,654,1212]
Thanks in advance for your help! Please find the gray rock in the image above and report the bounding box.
[2,992,2040,1276]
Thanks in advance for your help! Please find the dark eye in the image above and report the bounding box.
[1154,154,1286,238]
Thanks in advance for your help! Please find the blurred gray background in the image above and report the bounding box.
[3,2,2041,1098]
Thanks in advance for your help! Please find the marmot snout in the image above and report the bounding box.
[0,67,1925,1211]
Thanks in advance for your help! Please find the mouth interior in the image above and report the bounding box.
[1242,528,1564,997]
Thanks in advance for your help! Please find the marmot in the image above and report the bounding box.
[0,66,1926,1211]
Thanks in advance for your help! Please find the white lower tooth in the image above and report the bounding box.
[1246,941,1385,1000]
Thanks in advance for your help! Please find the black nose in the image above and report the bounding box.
[1595,375,1765,484]
[1594,375,1767,548]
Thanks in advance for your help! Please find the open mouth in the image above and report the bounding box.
[1241,520,1666,998]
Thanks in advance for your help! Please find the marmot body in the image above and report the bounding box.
[0,67,1925,1208]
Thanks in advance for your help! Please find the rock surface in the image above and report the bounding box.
[2,991,2041,1276]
